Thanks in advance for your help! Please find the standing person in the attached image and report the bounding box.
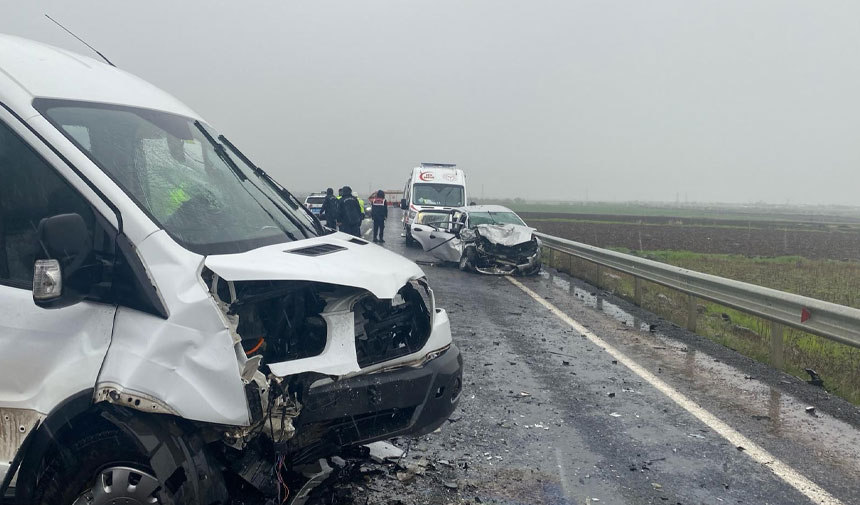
[370,190,388,243]
[322,187,339,230]
[337,186,363,237]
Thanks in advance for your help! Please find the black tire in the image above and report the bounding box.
[459,247,476,272]
[405,227,417,246]
[31,427,172,505]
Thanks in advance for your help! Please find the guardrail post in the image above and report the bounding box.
[770,321,784,368]
[634,277,642,306]
[596,265,603,288]
[686,294,697,331]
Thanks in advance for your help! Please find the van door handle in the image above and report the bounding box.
[413,227,423,232]
[429,234,437,239]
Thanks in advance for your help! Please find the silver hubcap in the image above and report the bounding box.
[72,466,160,505]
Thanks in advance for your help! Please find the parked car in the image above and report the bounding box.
[410,205,542,275]
[304,192,327,219]
[0,34,461,505]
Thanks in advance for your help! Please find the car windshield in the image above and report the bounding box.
[412,183,465,207]
[468,211,526,227]
[35,99,317,255]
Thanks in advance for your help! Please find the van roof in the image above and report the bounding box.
[0,34,201,119]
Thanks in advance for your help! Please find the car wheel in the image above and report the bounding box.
[31,428,174,505]
[459,248,476,272]
[405,227,417,246]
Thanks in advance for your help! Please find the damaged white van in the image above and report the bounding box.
[0,35,461,504]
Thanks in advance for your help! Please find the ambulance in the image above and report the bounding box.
[400,163,468,244]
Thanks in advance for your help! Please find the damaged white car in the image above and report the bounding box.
[410,205,542,275]
[0,35,462,504]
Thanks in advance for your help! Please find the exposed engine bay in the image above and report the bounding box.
[460,225,542,275]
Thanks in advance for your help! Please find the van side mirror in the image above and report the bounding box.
[33,213,98,308]
[400,199,408,210]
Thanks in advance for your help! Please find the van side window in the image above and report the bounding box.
[0,121,94,287]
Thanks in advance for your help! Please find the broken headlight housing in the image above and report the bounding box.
[409,277,435,325]
[353,278,434,368]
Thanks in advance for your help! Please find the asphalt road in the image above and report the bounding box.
[325,212,860,505]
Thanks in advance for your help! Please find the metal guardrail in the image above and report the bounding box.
[536,232,860,350]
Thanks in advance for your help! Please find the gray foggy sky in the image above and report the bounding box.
[4,1,860,204]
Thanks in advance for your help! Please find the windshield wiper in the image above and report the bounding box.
[193,121,302,241]
[193,121,247,182]
[219,135,323,236]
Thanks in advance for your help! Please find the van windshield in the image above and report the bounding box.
[412,183,465,207]
[35,99,318,255]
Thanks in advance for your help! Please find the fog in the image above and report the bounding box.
[4,1,860,204]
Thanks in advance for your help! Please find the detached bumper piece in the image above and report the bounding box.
[286,344,463,464]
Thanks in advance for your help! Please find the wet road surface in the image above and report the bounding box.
[332,213,860,505]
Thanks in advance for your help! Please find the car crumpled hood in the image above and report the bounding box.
[475,224,536,247]
[204,232,425,299]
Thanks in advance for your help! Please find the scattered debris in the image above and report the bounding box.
[366,441,405,464]
[609,412,622,417]
[805,369,825,388]
[607,392,615,398]
[805,406,817,416]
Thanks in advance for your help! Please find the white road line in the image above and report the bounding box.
[506,276,843,505]
[363,226,373,239]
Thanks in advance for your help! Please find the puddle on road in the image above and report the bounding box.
[538,268,860,479]
[543,268,655,333]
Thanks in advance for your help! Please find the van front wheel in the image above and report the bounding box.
[31,429,174,505]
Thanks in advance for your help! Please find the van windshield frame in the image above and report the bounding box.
[34,98,318,255]
[411,183,465,207]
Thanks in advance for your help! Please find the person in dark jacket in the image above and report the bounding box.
[370,189,388,243]
[321,187,339,230]
[337,186,363,237]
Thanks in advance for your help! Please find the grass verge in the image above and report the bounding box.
[543,248,860,404]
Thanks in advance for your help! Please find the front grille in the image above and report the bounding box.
[354,284,432,368]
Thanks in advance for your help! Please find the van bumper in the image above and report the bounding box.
[287,344,463,462]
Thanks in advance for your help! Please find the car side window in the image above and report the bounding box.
[0,120,94,288]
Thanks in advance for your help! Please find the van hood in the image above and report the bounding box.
[204,232,425,299]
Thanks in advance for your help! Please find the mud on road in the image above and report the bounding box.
[305,216,860,505]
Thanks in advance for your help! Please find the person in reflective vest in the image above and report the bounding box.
[370,190,388,243]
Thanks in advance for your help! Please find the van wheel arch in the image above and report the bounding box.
[15,401,228,505]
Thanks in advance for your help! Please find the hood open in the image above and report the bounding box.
[204,232,425,299]
[475,224,536,247]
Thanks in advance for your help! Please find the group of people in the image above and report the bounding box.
[321,186,389,243]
